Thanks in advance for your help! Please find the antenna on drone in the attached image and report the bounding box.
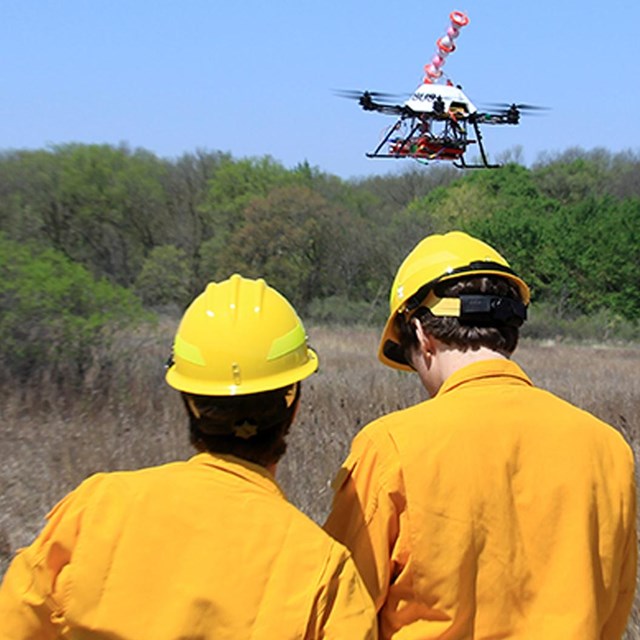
[423,10,469,84]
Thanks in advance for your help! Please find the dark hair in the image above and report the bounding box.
[182,384,301,468]
[397,275,523,359]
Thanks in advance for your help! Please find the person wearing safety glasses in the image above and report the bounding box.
[325,231,636,639]
[0,275,377,640]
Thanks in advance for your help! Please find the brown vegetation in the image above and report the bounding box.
[1,323,638,636]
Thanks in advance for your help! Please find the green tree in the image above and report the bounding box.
[398,164,541,235]
[54,143,170,284]
[463,200,558,305]
[533,151,609,204]
[0,144,170,286]
[134,245,191,308]
[214,186,325,306]
[160,150,228,295]
[215,185,374,308]
[0,234,147,384]
[542,197,640,319]
[0,149,59,244]
[196,156,299,281]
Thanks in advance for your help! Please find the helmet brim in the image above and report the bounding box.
[166,348,319,396]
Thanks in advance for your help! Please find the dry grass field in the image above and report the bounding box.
[1,322,639,637]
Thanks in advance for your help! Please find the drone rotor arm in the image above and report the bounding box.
[334,89,410,115]
[476,101,549,125]
[360,100,406,115]
[471,112,519,126]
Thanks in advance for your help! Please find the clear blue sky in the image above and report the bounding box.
[3,0,640,179]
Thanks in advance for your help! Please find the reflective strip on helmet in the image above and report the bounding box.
[267,323,306,361]
[425,293,461,317]
[174,334,206,366]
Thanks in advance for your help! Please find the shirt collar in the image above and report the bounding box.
[437,358,533,397]
[188,451,287,499]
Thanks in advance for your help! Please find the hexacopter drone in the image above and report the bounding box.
[338,11,544,168]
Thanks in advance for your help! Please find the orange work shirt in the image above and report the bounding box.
[325,359,636,639]
[0,452,377,639]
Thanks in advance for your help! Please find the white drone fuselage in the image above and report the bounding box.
[405,83,477,116]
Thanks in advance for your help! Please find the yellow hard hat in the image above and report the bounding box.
[166,274,318,396]
[379,231,530,370]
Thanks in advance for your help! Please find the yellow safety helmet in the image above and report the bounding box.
[379,231,531,371]
[166,274,318,396]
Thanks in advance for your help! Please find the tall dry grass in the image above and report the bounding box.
[1,322,639,636]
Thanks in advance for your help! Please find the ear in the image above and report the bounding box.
[413,319,437,356]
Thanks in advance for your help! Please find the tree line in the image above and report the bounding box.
[1,143,639,382]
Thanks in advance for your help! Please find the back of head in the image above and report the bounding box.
[379,231,531,370]
[165,274,318,466]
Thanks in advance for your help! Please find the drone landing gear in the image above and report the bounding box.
[453,119,501,169]
[453,158,501,169]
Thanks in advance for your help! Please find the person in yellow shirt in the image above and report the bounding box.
[0,274,377,640]
[325,231,637,639]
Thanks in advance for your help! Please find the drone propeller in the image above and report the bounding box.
[333,89,405,101]
[333,89,410,115]
[478,102,550,125]
[483,102,550,112]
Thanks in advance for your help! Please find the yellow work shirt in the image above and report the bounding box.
[0,452,377,639]
[325,359,637,639]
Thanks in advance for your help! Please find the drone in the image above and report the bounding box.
[337,11,544,169]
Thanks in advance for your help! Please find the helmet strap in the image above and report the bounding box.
[424,291,527,327]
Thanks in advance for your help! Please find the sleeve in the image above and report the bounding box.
[602,469,638,640]
[0,476,100,639]
[306,544,378,640]
[323,430,402,612]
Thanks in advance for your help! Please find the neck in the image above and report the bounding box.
[420,342,508,397]
[265,462,278,476]
[439,345,507,382]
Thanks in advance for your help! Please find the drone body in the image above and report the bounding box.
[404,83,477,116]
[340,11,540,169]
